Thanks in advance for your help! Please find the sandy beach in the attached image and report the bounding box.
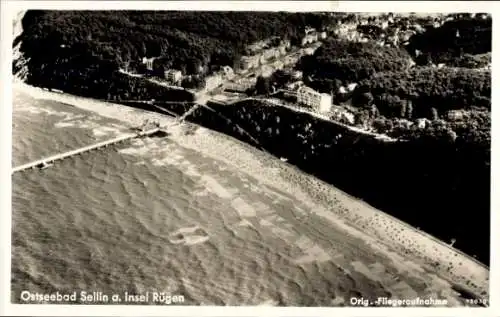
[13,82,489,298]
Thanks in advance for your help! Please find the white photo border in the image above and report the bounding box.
[1,1,498,316]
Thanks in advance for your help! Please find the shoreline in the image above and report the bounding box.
[13,82,489,298]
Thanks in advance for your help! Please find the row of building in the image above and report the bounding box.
[239,39,291,71]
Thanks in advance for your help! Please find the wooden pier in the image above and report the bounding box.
[12,128,161,174]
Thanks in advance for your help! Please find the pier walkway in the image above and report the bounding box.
[12,128,161,174]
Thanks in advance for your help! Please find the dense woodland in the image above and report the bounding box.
[407,15,492,65]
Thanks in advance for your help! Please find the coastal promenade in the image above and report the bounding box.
[12,128,161,174]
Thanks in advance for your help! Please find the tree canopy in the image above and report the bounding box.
[298,39,412,84]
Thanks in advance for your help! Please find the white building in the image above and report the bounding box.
[142,57,156,71]
[297,86,332,113]
[332,107,355,124]
[204,73,223,91]
[278,45,287,55]
[164,69,182,84]
[342,112,355,124]
[263,47,280,60]
[447,110,465,121]
[304,47,316,55]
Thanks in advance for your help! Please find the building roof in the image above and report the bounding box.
[298,85,318,94]
[241,55,259,61]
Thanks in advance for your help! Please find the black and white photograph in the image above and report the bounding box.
[1,1,497,315]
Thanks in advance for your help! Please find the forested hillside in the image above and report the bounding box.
[12,11,492,264]
[14,10,337,100]
[407,15,492,65]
